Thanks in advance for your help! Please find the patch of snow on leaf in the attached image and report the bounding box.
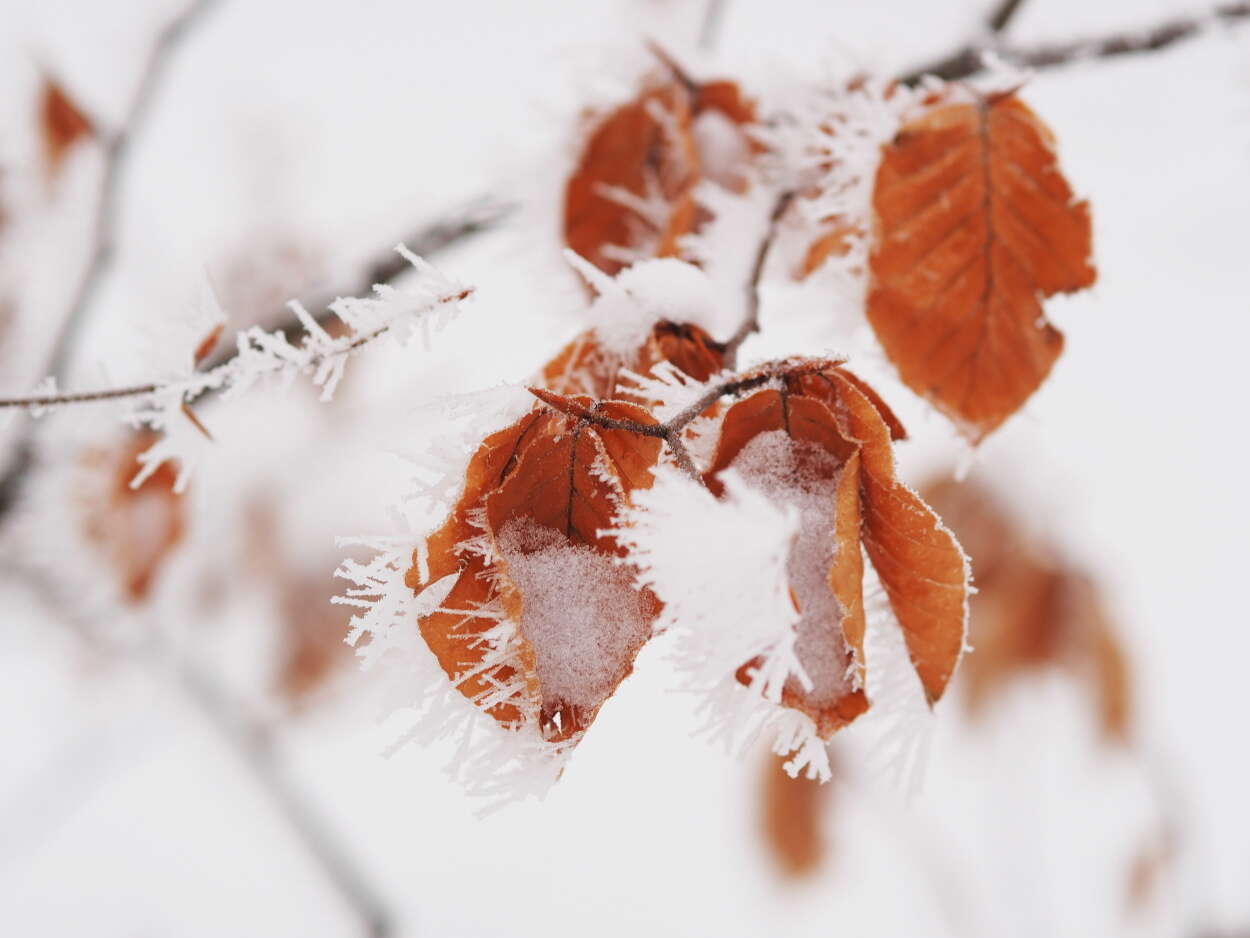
[612,465,832,779]
[564,250,722,355]
[495,518,650,723]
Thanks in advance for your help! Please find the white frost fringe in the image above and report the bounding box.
[334,535,574,812]
[612,465,835,780]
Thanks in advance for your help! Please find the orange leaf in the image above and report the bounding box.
[563,70,761,276]
[539,320,726,401]
[790,369,969,704]
[485,397,662,740]
[705,388,869,736]
[39,78,94,177]
[761,752,829,878]
[193,323,225,367]
[922,478,1132,741]
[408,399,663,741]
[82,432,185,603]
[564,81,699,276]
[867,93,1095,441]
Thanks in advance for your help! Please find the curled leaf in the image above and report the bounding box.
[407,397,662,741]
[705,386,869,735]
[922,478,1132,742]
[81,432,185,602]
[790,368,968,704]
[39,77,94,178]
[867,93,1095,441]
[540,319,726,400]
[761,752,829,878]
[564,67,760,275]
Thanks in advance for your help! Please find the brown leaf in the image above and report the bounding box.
[705,387,869,735]
[789,369,969,704]
[486,396,662,740]
[81,432,185,603]
[800,219,860,278]
[39,78,94,178]
[408,398,663,741]
[563,70,760,276]
[761,752,829,878]
[193,324,225,367]
[922,479,1132,741]
[276,572,354,708]
[539,320,726,401]
[867,93,1095,441]
[564,81,699,276]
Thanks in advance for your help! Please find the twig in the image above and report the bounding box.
[722,189,795,370]
[698,0,729,52]
[901,1,1250,84]
[44,0,222,383]
[0,0,219,521]
[177,661,392,937]
[199,195,511,373]
[527,359,822,481]
[0,285,470,411]
[985,0,1028,35]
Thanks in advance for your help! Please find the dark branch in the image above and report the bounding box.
[45,0,222,383]
[178,663,392,937]
[901,1,1250,84]
[722,189,795,370]
[0,287,471,411]
[199,195,510,373]
[698,0,729,52]
[986,0,1028,34]
[527,362,808,481]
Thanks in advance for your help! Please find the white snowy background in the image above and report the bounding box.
[1,0,1247,935]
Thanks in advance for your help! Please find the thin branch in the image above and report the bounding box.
[722,189,795,370]
[44,0,223,383]
[985,0,1029,35]
[177,662,392,937]
[0,285,471,411]
[698,0,729,52]
[901,1,1250,84]
[199,195,511,373]
[526,359,822,481]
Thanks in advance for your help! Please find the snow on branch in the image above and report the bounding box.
[0,248,471,490]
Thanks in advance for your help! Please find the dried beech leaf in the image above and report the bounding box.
[486,396,662,740]
[405,411,548,724]
[564,70,760,275]
[193,324,225,367]
[39,78,94,177]
[761,753,829,878]
[564,82,699,276]
[276,573,354,707]
[922,479,1132,741]
[867,93,1095,441]
[408,399,662,741]
[790,369,968,704]
[82,432,185,602]
[539,320,725,400]
[706,388,869,735]
[800,219,860,279]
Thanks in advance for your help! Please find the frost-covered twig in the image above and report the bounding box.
[198,195,513,373]
[45,0,223,383]
[722,189,794,370]
[528,357,831,481]
[901,1,1250,84]
[1,250,469,492]
[0,254,469,414]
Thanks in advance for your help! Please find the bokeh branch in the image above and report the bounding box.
[901,1,1250,83]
